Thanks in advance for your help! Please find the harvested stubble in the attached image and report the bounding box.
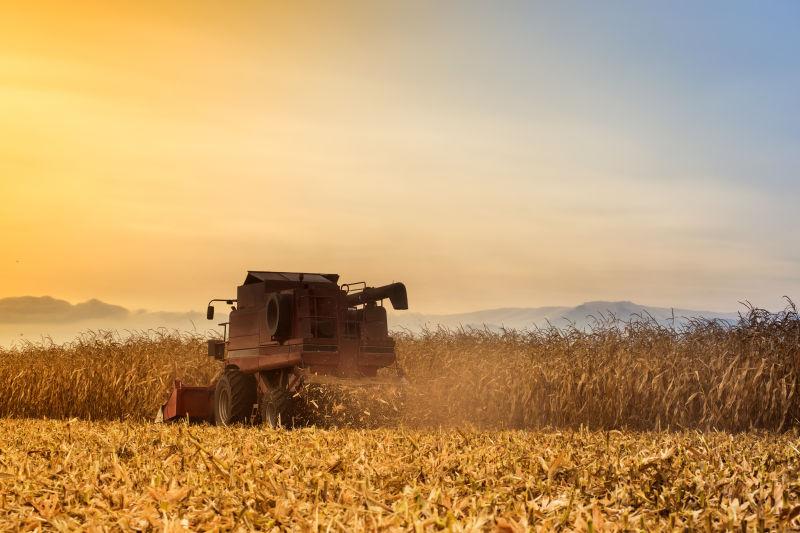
[0,304,798,431]
[0,419,798,531]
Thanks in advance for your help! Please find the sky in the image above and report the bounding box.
[1,1,799,315]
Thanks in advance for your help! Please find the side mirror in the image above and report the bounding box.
[206,305,214,320]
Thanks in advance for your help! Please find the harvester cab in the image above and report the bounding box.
[158,271,408,426]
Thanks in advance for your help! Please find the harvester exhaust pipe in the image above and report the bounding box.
[346,282,408,310]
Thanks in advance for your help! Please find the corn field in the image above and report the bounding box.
[1,305,800,530]
[0,304,798,431]
[400,303,800,432]
[0,420,798,531]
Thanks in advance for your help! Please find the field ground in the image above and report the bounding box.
[1,311,799,530]
[0,420,798,531]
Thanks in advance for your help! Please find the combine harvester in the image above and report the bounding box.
[158,271,408,426]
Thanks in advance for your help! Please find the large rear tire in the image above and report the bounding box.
[259,369,292,428]
[258,389,294,428]
[260,389,290,428]
[214,369,257,426]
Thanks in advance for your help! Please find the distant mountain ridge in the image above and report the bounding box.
[388,301,740,332]
[0,296,206,347]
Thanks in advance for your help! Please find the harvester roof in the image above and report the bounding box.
[244,271,340,285]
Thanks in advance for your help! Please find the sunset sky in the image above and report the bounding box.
[1,1,799,315]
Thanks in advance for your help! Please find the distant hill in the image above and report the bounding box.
[0,296,207,347]
[388,301,740,332]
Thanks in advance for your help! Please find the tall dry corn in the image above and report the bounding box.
[0,303,798,431]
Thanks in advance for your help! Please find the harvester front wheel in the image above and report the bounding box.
[214,369,257,426]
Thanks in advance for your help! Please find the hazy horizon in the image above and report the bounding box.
[2,2,799,315]
[0,291,773,318]
[0,292,776,347]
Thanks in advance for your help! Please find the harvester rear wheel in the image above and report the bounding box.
[260,390,289,428]
[214,369,257,426]
[258,369,294,428]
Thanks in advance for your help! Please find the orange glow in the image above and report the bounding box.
[1,2,794,314]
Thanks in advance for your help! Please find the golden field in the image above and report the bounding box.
[0,420,798,531]
[0,306,799,530]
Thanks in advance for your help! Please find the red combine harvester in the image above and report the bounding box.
[158,271,408,426]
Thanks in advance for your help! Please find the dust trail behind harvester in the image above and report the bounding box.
[394,302,800,431]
